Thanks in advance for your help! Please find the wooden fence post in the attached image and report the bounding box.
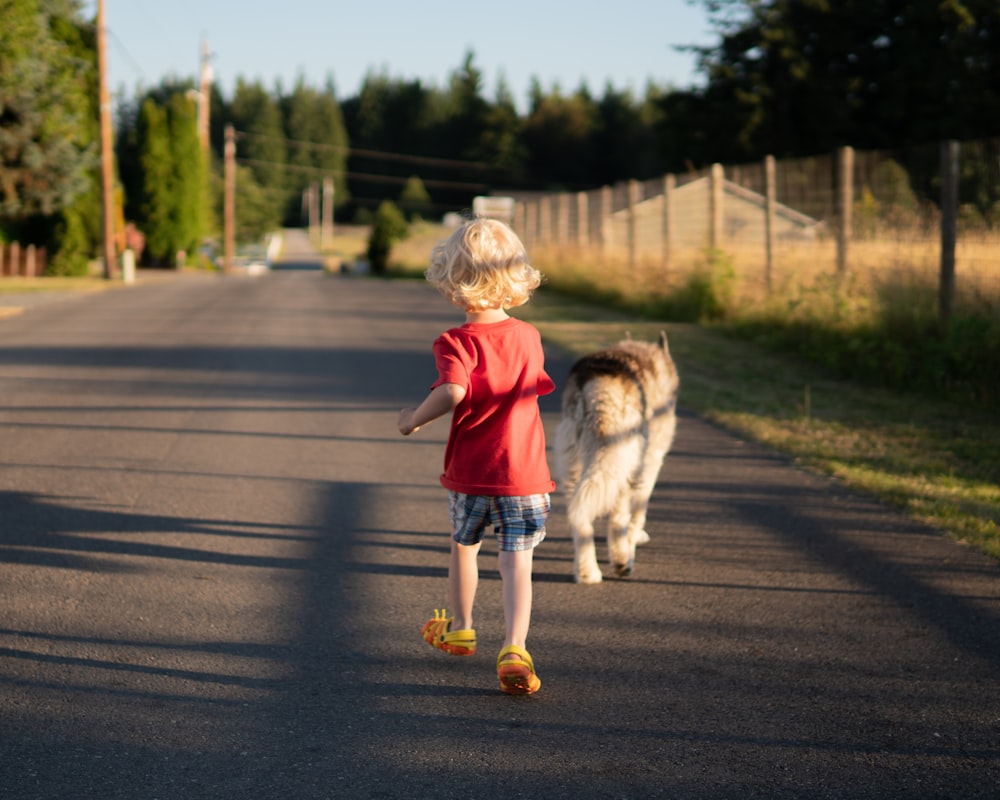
[599,185,613,254]
[539,195,552,245]
[662,174,674,277]
[556,193,570,244]
[764,154,776,293]
[836,145,854,275]
[627,180,640,269]
[710,163,724,250]
[10,242,20,276]
[576,191,588,250]
[514,202,528,247]
[939,140,959,326]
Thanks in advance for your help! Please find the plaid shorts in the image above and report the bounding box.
[448,491,550,552]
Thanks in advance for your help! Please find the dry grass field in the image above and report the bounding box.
[530,233,1000,323]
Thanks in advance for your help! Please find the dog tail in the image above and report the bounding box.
[558,375,642,524]
[565,437,639,527]
[568,475,619,529]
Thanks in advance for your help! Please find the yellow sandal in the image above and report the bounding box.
[496,644,541,695]
[421,609,476,656]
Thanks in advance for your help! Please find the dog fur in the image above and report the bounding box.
[555,332,680,583]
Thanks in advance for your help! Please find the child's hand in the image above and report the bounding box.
[398,384,461,436]
[397,408,420,436]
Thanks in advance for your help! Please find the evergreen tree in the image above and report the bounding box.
[136,98,175,262]
[342,70,449,216]
[345,69,389,147]
[231,165,274,245]
[522,87,599,189]
[127,89,204,265]
[282,77,350,218]
[229,78,287,232]
[478,76,526,180]
[441,51,490,162]
[0,0,96,231]
[593,84,663,184]
[398,175,432,221]
[47,1,102,273]
[685,0,1000,159]
[165,91,205,260]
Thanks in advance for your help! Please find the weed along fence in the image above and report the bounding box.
[512,138,1000,324]
[0,242,47,278]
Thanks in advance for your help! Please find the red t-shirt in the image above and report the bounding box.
[431,317,556,496]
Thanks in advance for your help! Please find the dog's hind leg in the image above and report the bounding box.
[628,485,652,547]
[630,441,672,547]
[607,494,635,578]
[570,522,603,584]
[628,481,655,548]
[567,496,603,584]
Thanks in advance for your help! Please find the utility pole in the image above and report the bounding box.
[198,38,212,157]
[321,177,334,251]
[224,124,235,273]
[97,0,116,279]
[308,183,318,239]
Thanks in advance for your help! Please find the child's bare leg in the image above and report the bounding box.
[498,548,534,654]
[449,539,481,630]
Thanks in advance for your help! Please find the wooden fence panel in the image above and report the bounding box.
[0,243,47,277]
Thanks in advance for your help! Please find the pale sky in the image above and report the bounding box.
[92,0,717,110]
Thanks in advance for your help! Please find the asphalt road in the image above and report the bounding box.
[1,230,997,799]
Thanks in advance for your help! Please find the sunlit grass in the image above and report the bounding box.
[316,221,451,276]
[532,233,999,319]
[312,224,369,272]
[0,276,113,295]
[389,221,451,274]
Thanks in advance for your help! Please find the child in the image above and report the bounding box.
[397,217,554,695]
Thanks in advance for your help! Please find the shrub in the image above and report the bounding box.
[366,201,409,275]
[398,176,432,221]
[46,206,90,276]
[681,249,735,322]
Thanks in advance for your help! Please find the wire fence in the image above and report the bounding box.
[513,138,1000,321]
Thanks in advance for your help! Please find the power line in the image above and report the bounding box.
[105,28,147,83]
[235,130,494,172]
[236,158,490,191]
[348,195,469,212]
[345,171,488,191]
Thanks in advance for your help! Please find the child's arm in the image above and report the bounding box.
[398,382,467,436]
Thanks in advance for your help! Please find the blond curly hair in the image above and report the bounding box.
[425,218,542,311]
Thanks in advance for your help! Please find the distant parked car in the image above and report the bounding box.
[232,244,270,275]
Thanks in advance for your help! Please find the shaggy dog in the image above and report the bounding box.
[555,332,680,583]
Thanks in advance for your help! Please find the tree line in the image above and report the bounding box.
[1,0,997,272]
